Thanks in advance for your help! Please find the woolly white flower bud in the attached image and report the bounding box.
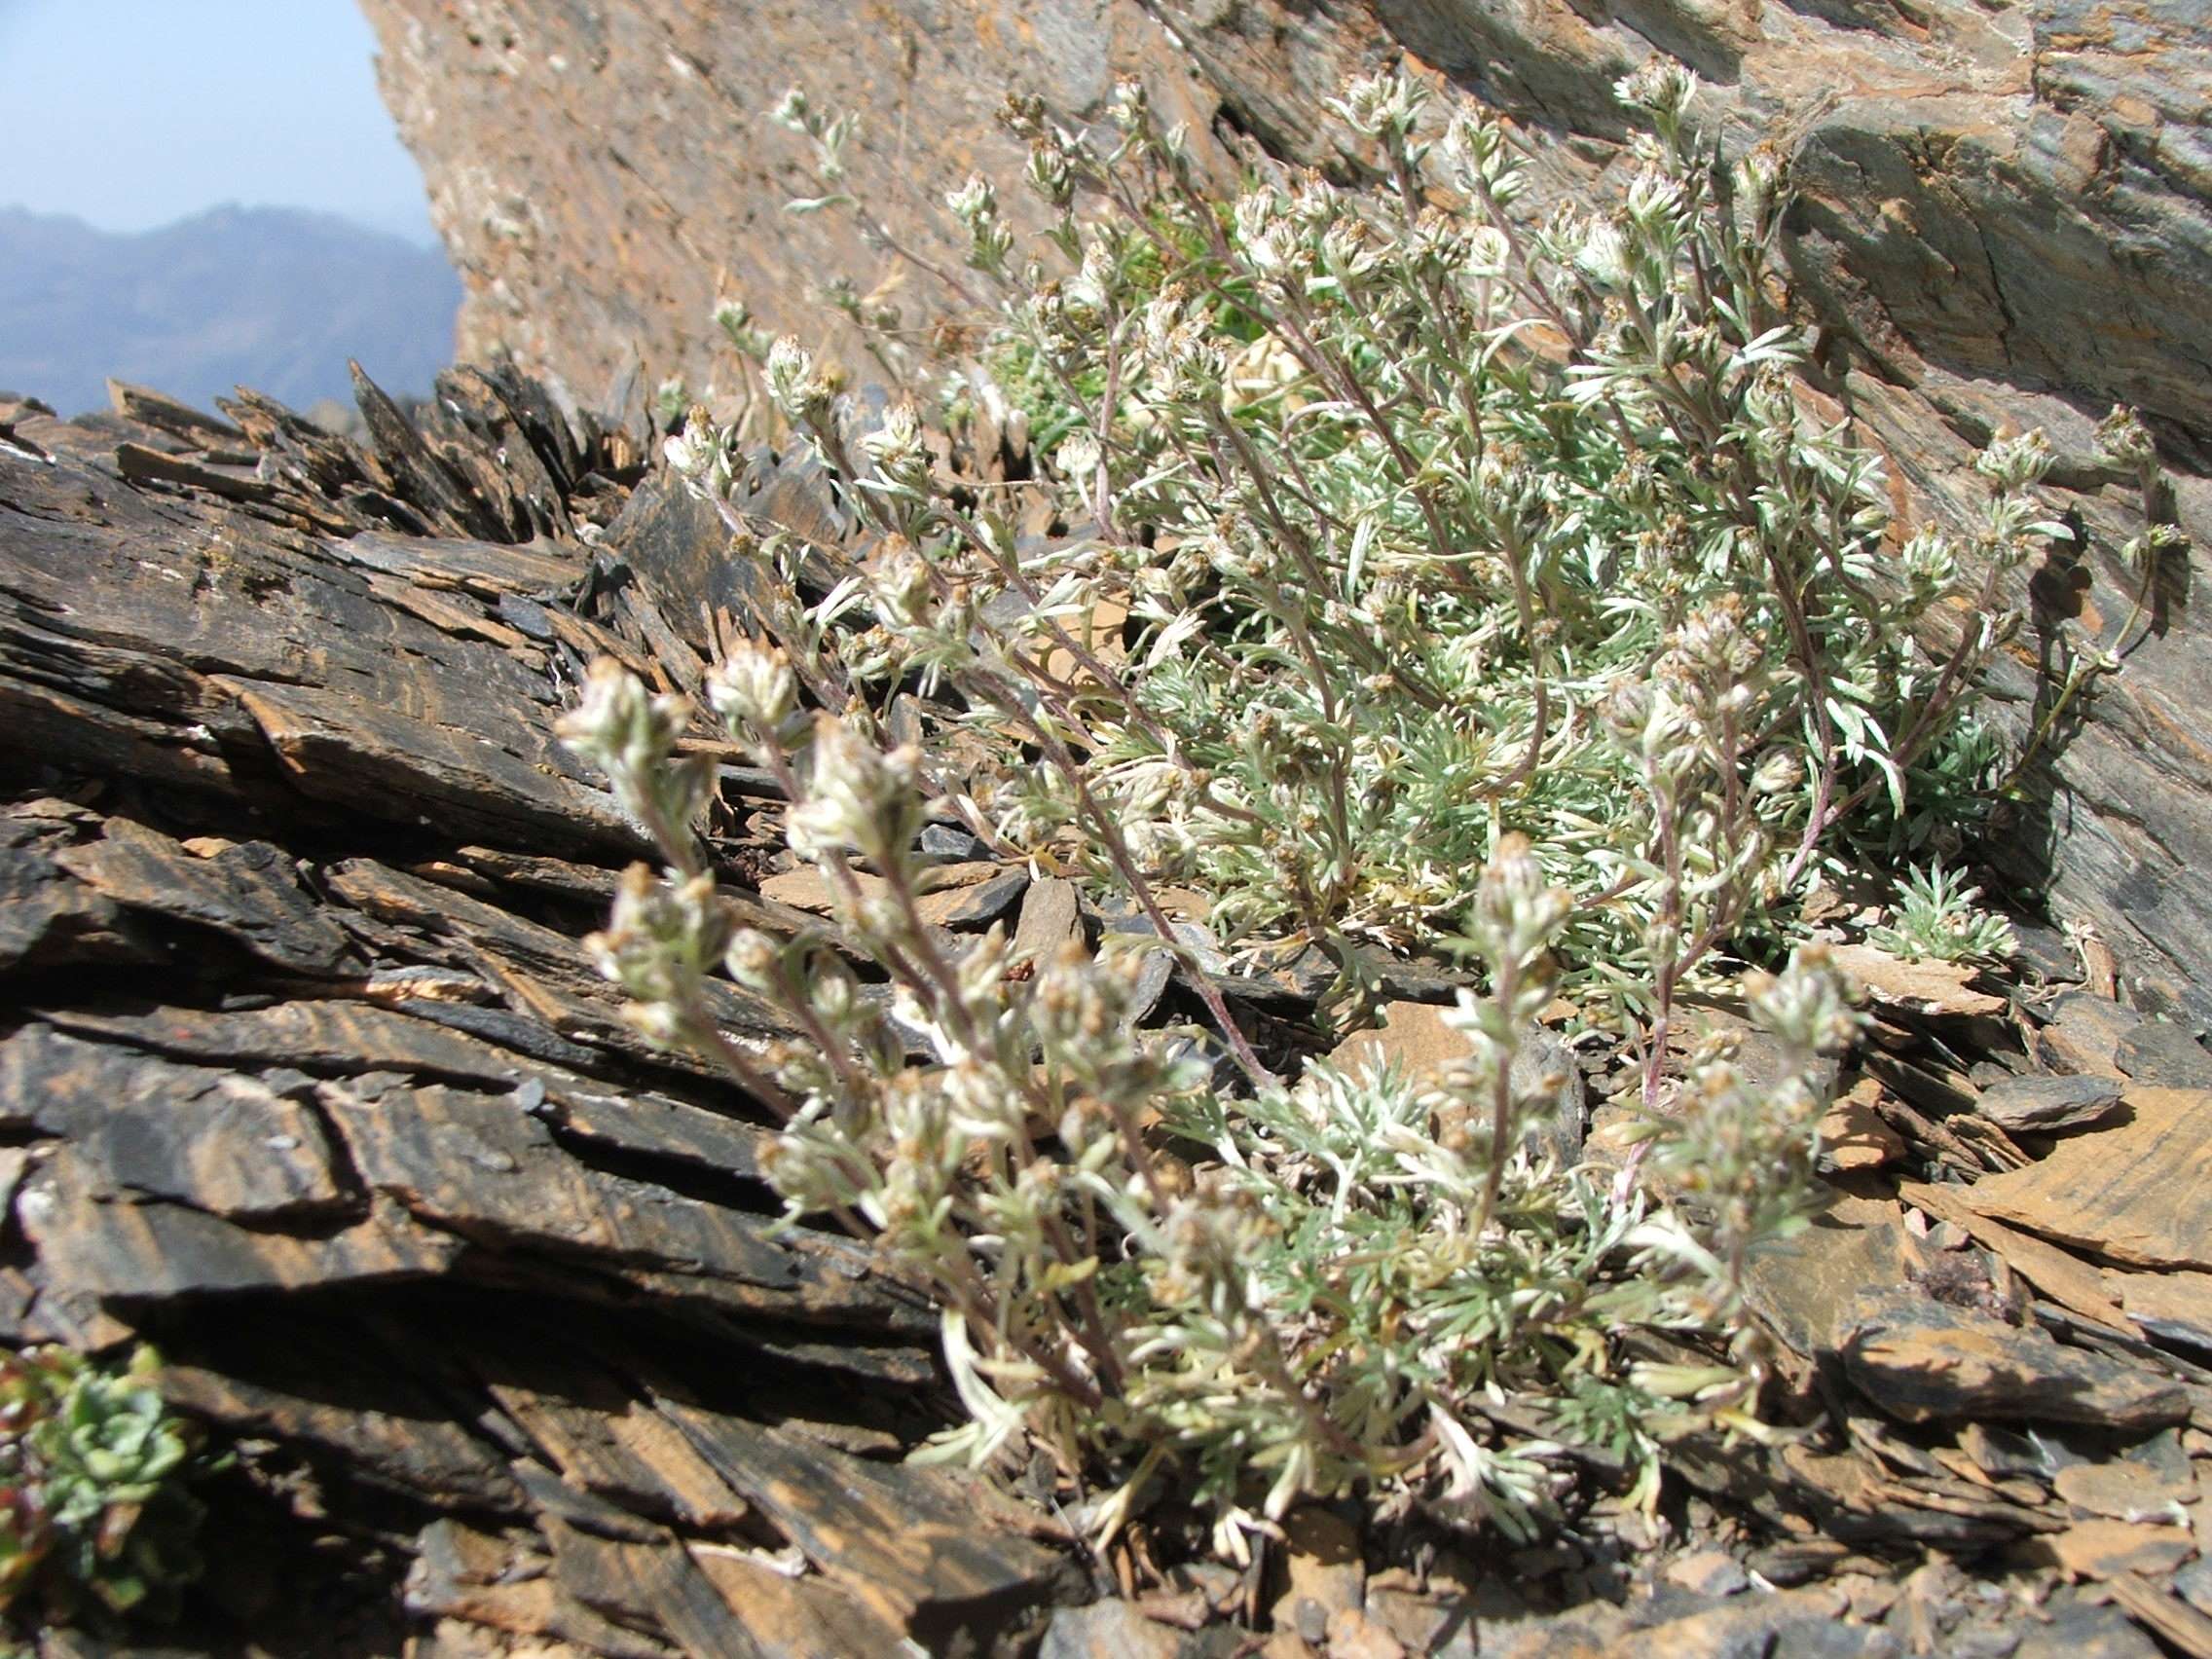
[1329,71,1425,140]
[1026,139,1075,208]
[770,87,811,131]
[1055,431,1103,484]
[945,173,997,225]
[707,640,798,741]
[557,659,686,784]
[1613,58,1697,122]
[870,540,938,634]
[1464,226,1512,278]
[787,717,920,864]
[1975,427,2053,490]
[861,401,931,492]
[1749,750,1805,796]
[1574,219,1632,290]
[764,337,832,424]
[2094,405,2156,471]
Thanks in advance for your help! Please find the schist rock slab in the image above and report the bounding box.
[654,1401,1077,1638]
[1975,1073,2127,1132]
[18,1149,461,1307]
[319,1077,922,1331]
[53,817,357,976]
[1963,1088,2212,1271]
[1839,1290,2190,1431]
[0,1023,344,1221]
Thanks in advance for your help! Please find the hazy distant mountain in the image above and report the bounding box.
[0,203,461,419]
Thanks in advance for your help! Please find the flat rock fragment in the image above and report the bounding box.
[1486,1587,1879,1659]
[1838,1290,2188,1431]
[915,865,1028,927]
[1963,1088,2212,1270]
[36,998,568,1089]
[1974,1072,2125,1132]
[1828,943,2007,1019]
[320,1078,905,1325]
[2050,1439,2194,1522]
[1819,1079,1907,1171]
[406,1521,672,1659]
[478,1359,750,1530]
[2031,991,2143,1078]
[0,1023,343,1219]
[2115,1021,2212,1087]
[688,1548,912,1658]
[758,866,885,914]
[0,842,139,972]
[2014,1600,2165,1659]
[542,1521,767,1658]
[54,817,355,974]
[1039,1601,1181,1659]
[158,1365,521,1510]
[18,1148,459,1307]
[2105,1575,2212,1658]
[538,1082,767,1182]
[1013,876,1085,965]
[655,1402,1072,1637]
[1743,1194,1908,1362]
[2032,1518,2197,1582]
[2104,1267,2212,1354]
[323,855,798,1064]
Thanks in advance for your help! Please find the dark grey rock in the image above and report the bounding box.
[2013,1600,2160,1659]
[920,823,989,861]
[1974,1073,2124,1132]
[2115,1020,2212,1087]
[2031,991,2145,1077]
[921,866,1028,928]
[1840,1290,2190,1431]
[1039,1600,1178,1659]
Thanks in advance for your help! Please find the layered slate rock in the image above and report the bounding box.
[0,380,1072,1650]
[1840,1289,2191,1431]
[358,0,2212,1029]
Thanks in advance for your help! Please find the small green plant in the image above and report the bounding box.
[559,60,2085,1550]
[1868,862,2016,966]
[0,1346,211,1628]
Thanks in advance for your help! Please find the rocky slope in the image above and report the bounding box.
[357,0,2212,1025]
[7,369,2212,1659]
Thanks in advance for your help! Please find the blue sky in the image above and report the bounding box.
[0,0,436,243]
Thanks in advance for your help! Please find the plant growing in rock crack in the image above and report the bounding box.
[1990,402,2193,801]
[565,658,1853,1549]
[559,62,2086,1548]
[0,1346,212,1630]
[1868,862,2016,967]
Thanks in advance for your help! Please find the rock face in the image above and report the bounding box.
[0,374,1072,1650]
[358,0,2212,1024]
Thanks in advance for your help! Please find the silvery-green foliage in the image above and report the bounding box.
[1868,862,2017,967]
[567,649,1854,1550]
[0,1346,212,1623]
[692,67,2062,1037]
[564,61,2076,1549]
